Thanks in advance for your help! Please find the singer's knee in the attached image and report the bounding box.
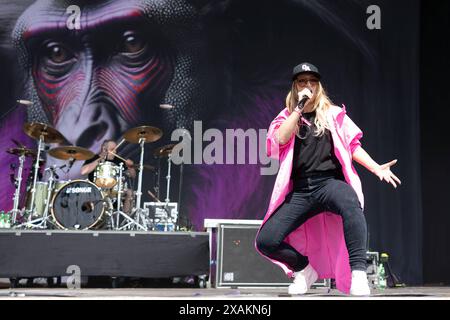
[256,232,280,256]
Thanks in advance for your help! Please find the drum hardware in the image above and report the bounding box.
[152,142,185,230]
[9,152,26,224]
[21,122,66,227]
[6,140,37,224]
[112,163,148,231]
[51,180,108,230]
[122,126,163,231]
[48,146,95,161]
[7,147,37,158]
[165,152,173,203]
[153,144,176,212]
[30,165,59,229]
[48,145,93,180]
[15,164,67,229]
[94,161,119,188]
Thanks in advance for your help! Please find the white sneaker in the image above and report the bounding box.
[288,264,319,295]
[350,270,371,296]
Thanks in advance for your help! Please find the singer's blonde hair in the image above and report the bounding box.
[286,80,333,137]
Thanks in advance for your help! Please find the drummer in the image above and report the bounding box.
[81,140,136,213]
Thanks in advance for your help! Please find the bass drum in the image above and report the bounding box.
[51,180,106,230]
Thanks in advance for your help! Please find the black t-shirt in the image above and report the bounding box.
[83,154,126,182]
[291,111,342,179]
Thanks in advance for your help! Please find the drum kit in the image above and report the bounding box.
[6,121,182,232]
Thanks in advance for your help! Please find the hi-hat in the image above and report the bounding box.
[153,144,177,158]
[7,147,36,158]
[48,146,95,161]
[123,126,163,144]
[23,122,66,144]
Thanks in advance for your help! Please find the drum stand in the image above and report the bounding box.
[32,166,58,229]
[15,135,45,229]
[132,138,148,230]
[10,154,26,225]
[112,163,147,231]
[157,153,178,231]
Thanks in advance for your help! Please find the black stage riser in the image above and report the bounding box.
[0,230,209,278]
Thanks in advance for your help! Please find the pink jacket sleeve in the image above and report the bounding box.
[266,110,294,160]
[343,114,363,154]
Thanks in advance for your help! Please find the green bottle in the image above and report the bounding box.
[0,212,4,229]
[4,212,11,228]
[377,253,388,289]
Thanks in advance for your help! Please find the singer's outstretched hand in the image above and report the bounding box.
[373,159,402,188]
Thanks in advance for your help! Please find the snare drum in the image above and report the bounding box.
[94,161,118,188]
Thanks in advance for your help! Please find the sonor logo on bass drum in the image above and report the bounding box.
[65,187,92,194]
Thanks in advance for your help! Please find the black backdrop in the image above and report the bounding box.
[421,0,450,285]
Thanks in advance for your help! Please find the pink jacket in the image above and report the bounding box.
[256,105,364,294]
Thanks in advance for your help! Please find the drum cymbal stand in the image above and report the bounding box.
[16,134,45,229]
[113,163,147,230]
[122,139,149,231]
[159,152,177,231]
[10,153,26,225]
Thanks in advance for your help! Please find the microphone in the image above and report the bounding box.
[297,95,310,110]
[17,100,33,106]
[296,88,313,111]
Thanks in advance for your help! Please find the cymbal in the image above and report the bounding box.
[6,147,36,158]
[153,144,177,158]
[123,126,162,144]
[48,146,95,161]
[23,122,66,144]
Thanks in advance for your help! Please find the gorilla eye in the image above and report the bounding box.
[120,31,145,54]
[44,42,74,64]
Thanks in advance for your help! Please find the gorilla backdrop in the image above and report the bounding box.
[0,0,421,285]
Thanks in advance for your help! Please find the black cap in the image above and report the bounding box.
[292,62,321,81]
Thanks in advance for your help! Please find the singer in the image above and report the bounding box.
[81,140,136,213]
[255,62,401,296]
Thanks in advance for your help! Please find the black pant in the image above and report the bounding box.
[256,174,367,272]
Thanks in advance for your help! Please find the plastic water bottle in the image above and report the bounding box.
[4,212,11,228]
[377,256,387,289]
[0,212,5,229]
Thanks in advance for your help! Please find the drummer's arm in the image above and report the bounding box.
[125,159,136,178]
[81,158,101,176]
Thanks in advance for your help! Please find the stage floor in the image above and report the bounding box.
[0,282,449,299]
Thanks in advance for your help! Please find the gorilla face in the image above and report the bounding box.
[12,0,213,178]
[32,21,174,147]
